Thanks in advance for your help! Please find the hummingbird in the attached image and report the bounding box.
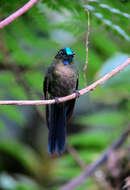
[43,47,78,155]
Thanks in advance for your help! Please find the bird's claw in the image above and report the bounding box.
[55,97,60,104]
[74,90,80,98]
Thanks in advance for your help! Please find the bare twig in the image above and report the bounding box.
[67,145,113,190]
[14,67,45,121]
[0,58,129,106]
[67,145,86,169]
[0,0,38,29]
[83,7,90,86]
[60,127,130,190]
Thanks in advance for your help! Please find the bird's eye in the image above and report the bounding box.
[59,50,63,55]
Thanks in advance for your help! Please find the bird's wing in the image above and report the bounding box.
[43,75,50,128]
[66,74,79,122]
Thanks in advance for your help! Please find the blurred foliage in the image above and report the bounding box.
[0,0,130,189]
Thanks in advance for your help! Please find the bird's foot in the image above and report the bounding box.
[55,97,60,104]
[73,90,80,98]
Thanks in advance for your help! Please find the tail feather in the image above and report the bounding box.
[48,104,56,153]
[48,103,66,155]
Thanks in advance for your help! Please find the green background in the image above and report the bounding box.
[0,0,130,189]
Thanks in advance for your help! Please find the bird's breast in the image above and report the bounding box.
[55,64,74,78]
[49,63,77,97]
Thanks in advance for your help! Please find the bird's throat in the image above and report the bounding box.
[62,59,70,66]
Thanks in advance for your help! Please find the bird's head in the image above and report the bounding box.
[55,47,75,63]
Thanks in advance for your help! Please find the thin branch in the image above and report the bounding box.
[13,67,45,121]
[0,0,38,29]
[67,145,112,190]
[0,58,129,106]
[67,145,86,169]
[83,6,90,86]
[60,127,130,190]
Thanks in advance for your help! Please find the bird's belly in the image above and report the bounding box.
[49,76,76,97]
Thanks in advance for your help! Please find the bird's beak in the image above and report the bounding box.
[72,52,75,56]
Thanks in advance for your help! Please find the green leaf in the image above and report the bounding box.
[69,132,110,149]
[74,111,126,127]
[0,106,24,125]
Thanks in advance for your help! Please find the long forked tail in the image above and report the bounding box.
[48,103,66,155]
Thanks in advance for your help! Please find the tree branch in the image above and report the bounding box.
[60,127,130,190]
[0,0,38,29]
[67,145,86,169]
[13,66,45,121]
[83,6,90,86]
[0,58,129,106]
